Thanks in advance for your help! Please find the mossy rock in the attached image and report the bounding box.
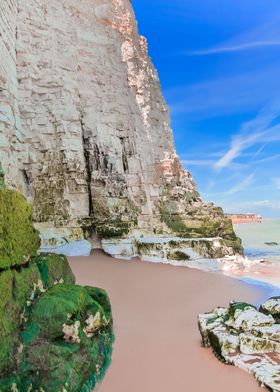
[259,297,280,323]
[22,284,106,343]
[224,302,257,323]
[159,203,189,234]
[7,284,114,392]
[0,188,40,269]
[0,254,75,376]
[85,286,112,321]
[0,269,19,376]
[97,221,130,238]
[186,218,237,241]
[136,242,162,253]
[169,240,180,248]
[0,163,5,189]
[34,253,75,288]
[159,200,242,254]
[168,251,190,261]
[222,237,243,254]
[0,263,40,378]
[0,264,113,390]
[208,330,226,363]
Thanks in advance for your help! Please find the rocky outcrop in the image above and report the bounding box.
[0,0,241,261]
[260,297,280,324]
[0,175,113,391]
[198,299,280,391]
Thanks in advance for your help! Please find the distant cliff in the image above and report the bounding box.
[0,0,242,261]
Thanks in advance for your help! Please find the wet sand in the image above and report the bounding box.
[69,250,269,392]
[233,261,280,290]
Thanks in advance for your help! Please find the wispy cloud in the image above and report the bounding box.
[250,144,267,161]
[224,200,280,213]
[215,101,280,169]
[187,40,280,56]
[165,67,280,118]
[224,173,255,195]
[202,173,256,199]
[255,154,280,164]
[167,16,280,120]
[184,14,280,56]
[273,178,280,190]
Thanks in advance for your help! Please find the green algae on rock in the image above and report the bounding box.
[198,300,280,391]
[96,221,130,239]
[33,253,75,288]
[0,188,40,269]
[167,251,190,261]
[17,284,113,392]
[0,257,113,391]
[0,176,113,391]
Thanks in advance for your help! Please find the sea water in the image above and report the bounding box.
[233,220,280,291]
[234,220,280,262]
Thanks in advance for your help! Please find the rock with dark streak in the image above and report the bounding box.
[198,300,280,391]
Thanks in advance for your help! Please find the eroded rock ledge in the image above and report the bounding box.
[0,0,241,260]
[198,298,280,391]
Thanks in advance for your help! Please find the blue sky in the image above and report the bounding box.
[133,0,280,218]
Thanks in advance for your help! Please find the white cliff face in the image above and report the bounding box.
[0,0,241,259]
[0,0,26,191]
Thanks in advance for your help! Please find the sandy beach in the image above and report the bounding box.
[233,261,280,289]
[68,250,272,392]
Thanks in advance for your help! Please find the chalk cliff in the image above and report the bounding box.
[0,0,241,261]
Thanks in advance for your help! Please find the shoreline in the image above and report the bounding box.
[110,251,280,293]
[237,276,280,305]
[69,250,274,392]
